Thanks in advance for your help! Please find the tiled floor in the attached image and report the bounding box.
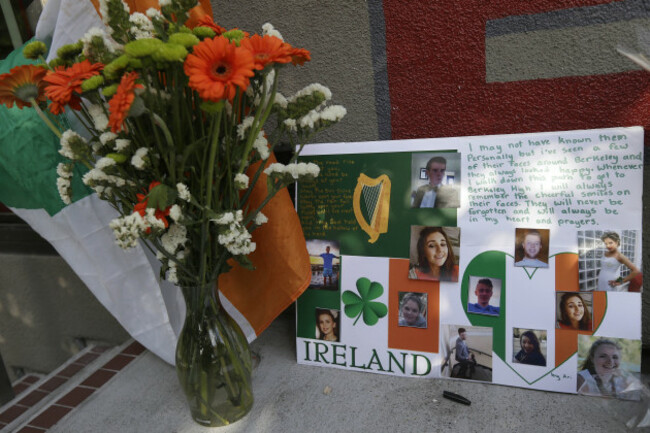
[0,341,146,432]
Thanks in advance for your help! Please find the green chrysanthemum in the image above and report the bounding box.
[151,43,188,63]
[56,42,83,60]
[124,38,163,58]
[222,29,245,45]
[168,32,200,49]
[23,41,47,60]
[104,55,131,80]
[48,58,66,69]
[81,75,105,92]
[192,26,216,40]
[102,83,119,97]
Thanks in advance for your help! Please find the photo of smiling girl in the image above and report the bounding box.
[315,308,340,342]
[577,336,641,400]
[556,292,592,331]
[408,226,460,282]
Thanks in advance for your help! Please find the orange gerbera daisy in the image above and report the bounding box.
[108,71,143,133]
[0,64,48,109]
[133,181,171,231]
[240,35,291,70]
[183,36,255,102]
[194,15,226,35]
[43,60,103,114]
[286,46,311,66]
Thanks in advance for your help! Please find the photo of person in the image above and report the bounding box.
[512,328,547,367]
[556,292,592,331]
[306,239,341,290]
[410,152,461,208]
[440,325,492,382]
[315,308,340,342]
[577,230,642,292]
[408,226,460,282]
[467,276,501,317]
[577,336,641,400]
[398,292,427,328]
[514,228,549,268]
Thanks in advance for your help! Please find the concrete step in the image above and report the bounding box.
[0,339,146,432]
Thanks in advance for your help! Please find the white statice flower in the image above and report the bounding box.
[56,177,72,205]
[265,162,320,180]
[296,162,320,178]
[283,118,297,132]
[318,105,347,122]
[100,131,118,145]
[253,131,270,160]
[262,22,283,41]
[237,116,255,140]
[254,212,268,226]
[129,12,154,39]
[169,204,182,222]
[56,162,72,179]
[109,212,148,249]
[161,223,187,254]
[114,138,131,152]
[96,157,116,170]
[144,208,166,231]
[263,162,286,177]
[156,250,165,260]
[289,83,332,103]
[211,211,236,225]
[146,8,163,19]
[274,92,288,109]
[88,104,109,131]
[59,130,84,159]
[177,183,191,202]
[214,210,256,256]
[131,147,149,170]
[298,105,347,129]
[159,0,172,6]
[56,163,74,204]
[82,157,127,193]
[81,27,119,55]
[234,173,249,190]
[166,265,178,284]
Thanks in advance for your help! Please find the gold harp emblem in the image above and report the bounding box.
[353,173,391,243]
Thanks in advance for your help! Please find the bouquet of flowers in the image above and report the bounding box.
[0,0,344,426]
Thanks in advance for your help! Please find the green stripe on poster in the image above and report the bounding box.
[461,250,507,361]
[298,152,458,259]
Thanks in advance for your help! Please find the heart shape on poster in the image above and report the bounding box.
[460,251,607,385]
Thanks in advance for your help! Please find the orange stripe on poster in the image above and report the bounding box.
[554,253,606,366]
[388,258,439,353]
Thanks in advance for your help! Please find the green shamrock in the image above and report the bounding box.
[342,277,388,326]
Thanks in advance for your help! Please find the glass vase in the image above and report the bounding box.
[175,283,253,427]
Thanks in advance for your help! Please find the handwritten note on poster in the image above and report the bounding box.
[465,132,642,227]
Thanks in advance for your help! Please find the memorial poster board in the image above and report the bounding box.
[295,127,643,399]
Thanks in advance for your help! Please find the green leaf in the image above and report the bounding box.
[147,183,177,210]
[341,277,388,327]
[367,281,384,300]
[232,254,254,270]
[368,301,388,318]
[344,303,363,319]
[342,290,362,305]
